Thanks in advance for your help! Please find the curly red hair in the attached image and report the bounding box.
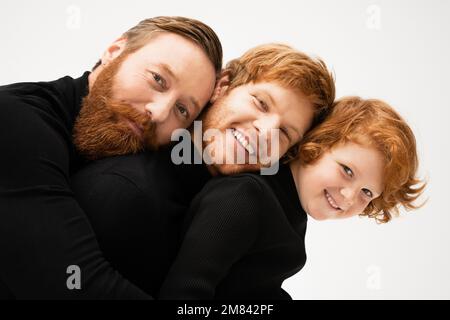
[297,96,426,223]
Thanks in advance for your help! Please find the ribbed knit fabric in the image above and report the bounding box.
[159,164,307,300]
[71,146,211,297]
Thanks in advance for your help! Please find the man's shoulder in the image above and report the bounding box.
[206,172,271,195]
[81,151,171,175]
[0,82,29,106]
[191,172,285,223]
[184,173,267,234]
[0,73,88,115]
[73,151,173,193]
[0,81,50,128]
[195,173,273,210]
[0,78,60,115]
[0,78,57,99]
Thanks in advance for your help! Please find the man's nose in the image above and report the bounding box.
[144,97,175,123]
[253,114,281,135]
[252,114,282,158]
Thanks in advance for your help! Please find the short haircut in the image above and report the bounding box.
[93,16,222,77]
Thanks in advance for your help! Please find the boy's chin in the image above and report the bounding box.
[306,209,330,221]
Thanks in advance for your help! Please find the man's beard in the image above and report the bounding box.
[73,53,157,161]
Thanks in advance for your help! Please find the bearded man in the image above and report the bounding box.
[0,16,222,299]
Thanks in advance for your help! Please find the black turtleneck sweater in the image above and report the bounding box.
[0,73,152,299]
[70,146,211,297]
[159,164,308,300]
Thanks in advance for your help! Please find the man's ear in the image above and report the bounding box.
[210,70,231,104]
[100,37,127,65]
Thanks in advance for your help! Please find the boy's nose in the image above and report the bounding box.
[340,187,356,207]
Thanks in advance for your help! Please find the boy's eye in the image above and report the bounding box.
[341,164,354,177]
[362,188,373,198]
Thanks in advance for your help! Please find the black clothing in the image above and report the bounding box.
[159,164,308,300]
[70,147,211,297]
[0,74,151,299]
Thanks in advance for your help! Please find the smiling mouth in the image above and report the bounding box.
[324,189,341,210]
[231,128,255,155]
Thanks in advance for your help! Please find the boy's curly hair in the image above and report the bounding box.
[297,96,426,223]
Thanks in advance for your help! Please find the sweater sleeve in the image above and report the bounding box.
[0,94,151,299]
[71,170,154,253]
[158,175,262,300]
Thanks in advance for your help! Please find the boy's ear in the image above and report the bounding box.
[101,37,127,66]
[210,70,231,104]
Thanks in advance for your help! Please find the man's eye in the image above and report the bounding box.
[252,95,268,111]
[176,104,189,119]
[152,72,165,88]
[341,164,354,177]
[280,127,290,140]
[362,188,373,198]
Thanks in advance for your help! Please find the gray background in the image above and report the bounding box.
[1,0,449,299]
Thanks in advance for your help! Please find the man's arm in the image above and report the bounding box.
[71,164,178,295]
[158,176,261,299]
[0,95,151,299]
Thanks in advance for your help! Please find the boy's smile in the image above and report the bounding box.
[292,141,385,221]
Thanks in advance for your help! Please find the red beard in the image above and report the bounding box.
[73,53,158,160]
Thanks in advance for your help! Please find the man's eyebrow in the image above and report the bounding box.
[189,96,201,113]
[158,63,178,82]
[262,90,301,140]
[260,90,276,107]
